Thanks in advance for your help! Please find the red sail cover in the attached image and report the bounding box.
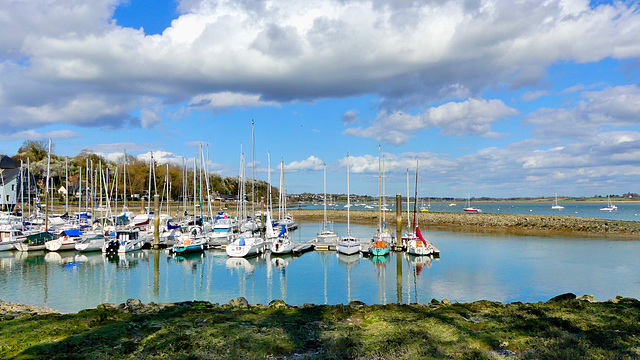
[416,226,428,246]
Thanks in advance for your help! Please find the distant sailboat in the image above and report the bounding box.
[463,195,482,213]
[551,194,565,210]
[599,195,618,211]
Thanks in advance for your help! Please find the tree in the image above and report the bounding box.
[14,140,52,163]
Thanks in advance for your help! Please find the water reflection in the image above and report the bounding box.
[336,252,361,302]
[3,222,640,312]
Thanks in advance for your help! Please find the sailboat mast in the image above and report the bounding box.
[347,153,350,235]
[123,150,127,211]
[406,168,410,230]
[413,161,419,229]
[251,120,255,221]
[323,163,327,231]
[267,152,272,215]
[65,157,68,214]
[45,139,51,231]
[27,158,31,219]
[378,145,382,231]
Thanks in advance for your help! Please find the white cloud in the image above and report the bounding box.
[526,84,640,140]
[344,98,518,145]
[0,129,81,142]
[188,92,278,110]
[1,0,639,133]
[282,155,324,172]
[521,90,550,102]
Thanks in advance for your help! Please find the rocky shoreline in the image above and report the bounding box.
[290,209,640,237]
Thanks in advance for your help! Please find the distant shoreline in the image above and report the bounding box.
[290,209,640,238]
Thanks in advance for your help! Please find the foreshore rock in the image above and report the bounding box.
[0,300,60,318]
[290,209,640,237]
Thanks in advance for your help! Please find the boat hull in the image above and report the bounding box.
[15,243,46,252]
[226,237,264,258]
[337,243,360,255]
[75,240,105,252]
[45,239,76,252]
[173,243,205,254]
[270,238,294,254]
[407,241,433,256]
[0,241,20,251]
[369,247,390,256]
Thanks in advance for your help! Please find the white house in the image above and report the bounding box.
[0,155,37,212]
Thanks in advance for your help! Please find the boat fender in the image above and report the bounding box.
[239,237,245,246]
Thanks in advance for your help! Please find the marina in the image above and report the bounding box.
[2,221,640,313]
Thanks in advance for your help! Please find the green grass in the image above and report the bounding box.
[2,298,640,359]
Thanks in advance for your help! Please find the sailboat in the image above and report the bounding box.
[337,154,360,255]
[226,124,265,258]
[368,147,392,257]
[463,195,482,213]
[419,197,429,212]
[551,193,565,210]
[314,163,339,243]
[171,226,207,254]
[599,195,618,211]
[404,162,437,256]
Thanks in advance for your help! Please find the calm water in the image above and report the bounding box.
[2,221,640,313]
[299,201,640,221]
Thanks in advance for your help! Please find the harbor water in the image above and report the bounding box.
[299,201,640,221]
[1,221,640,313]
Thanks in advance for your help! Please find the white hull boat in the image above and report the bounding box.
[226,235,264,258]
[600,196,617,211]
[45,238,76,252]
[337,235,361,255]
[407,239,434,256]
[75,234,107,252]
[270,236,294,254]
[103,230,145,253]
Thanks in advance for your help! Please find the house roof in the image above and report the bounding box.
[0,155,19,169]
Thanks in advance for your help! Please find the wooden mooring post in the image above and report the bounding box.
[153,194,160,249]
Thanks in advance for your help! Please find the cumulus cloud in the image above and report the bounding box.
[526,85,640,140]
[280,155,324,172]
[1,0,639,133]
[344,98,518,145]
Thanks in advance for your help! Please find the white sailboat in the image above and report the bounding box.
[267,212,294,254]
[599,195,618,211]
[227,122,265,258]
[551,193,565,210]
[226,234,265,257]
[404,162,437,256]
[314,163,339,243]
[338,154,360,255]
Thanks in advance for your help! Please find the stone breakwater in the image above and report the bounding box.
[290,209,640,237]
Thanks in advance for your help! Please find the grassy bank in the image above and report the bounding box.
[1,295,640,359]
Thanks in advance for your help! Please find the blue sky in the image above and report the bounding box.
[2,0,640,198]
